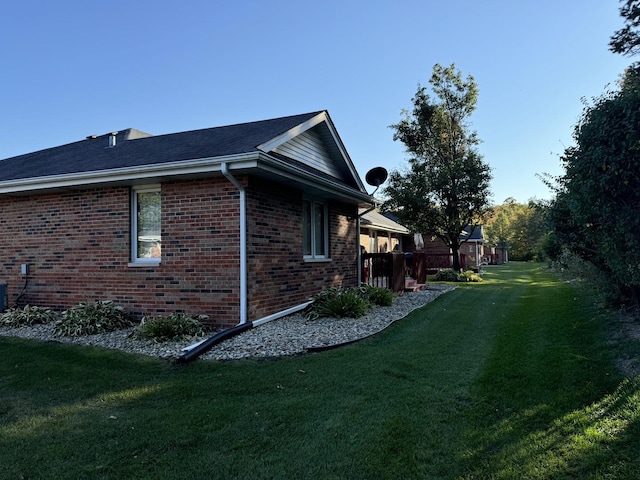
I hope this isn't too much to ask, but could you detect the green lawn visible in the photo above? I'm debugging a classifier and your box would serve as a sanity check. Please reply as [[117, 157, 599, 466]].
[[1, 263, 639, 479]]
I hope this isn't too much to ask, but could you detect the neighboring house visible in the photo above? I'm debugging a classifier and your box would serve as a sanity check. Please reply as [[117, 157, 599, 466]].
[[359, 209, 409, 253], [460, 225, 486, 268], [420, 225, 487, 270], [0, 111, 374, 328], [484, 242, 509, 265]]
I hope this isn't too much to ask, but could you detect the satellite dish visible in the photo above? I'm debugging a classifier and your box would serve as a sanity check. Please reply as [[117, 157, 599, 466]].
[[365, 167, 388, 187]]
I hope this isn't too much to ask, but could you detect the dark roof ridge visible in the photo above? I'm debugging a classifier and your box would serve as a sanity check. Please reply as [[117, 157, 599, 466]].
[[140, 110, 327, 142]]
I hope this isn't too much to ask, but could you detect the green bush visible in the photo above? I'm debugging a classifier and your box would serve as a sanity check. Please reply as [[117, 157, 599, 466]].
[[434, 269, 483, 283], [434, 269, 461, 282], [54, 300, 133, 336], [306, 287, 371, 320], [360, 284, 395, 306], [0, 305, 57, 327], [131, 313, 210, 342]]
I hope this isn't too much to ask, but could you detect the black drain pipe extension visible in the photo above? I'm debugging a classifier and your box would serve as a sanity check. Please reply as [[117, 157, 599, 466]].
[[177, 322, 253, 364]]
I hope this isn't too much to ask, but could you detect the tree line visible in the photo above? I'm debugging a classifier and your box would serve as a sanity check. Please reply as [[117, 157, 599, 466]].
[[543, 0, 640, 307]]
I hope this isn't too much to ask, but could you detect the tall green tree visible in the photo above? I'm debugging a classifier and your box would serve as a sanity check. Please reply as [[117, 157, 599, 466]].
[[549, 65, 640, 304], [383, 64, 493, 270]]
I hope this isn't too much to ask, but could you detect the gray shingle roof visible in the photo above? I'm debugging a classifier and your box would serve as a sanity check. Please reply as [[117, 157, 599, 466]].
[[462, 225, 484, 241], [0, 111, 324, 182], [359, 209, 409, 234]]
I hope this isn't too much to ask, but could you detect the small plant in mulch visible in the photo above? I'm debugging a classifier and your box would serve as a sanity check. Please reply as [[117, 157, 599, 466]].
[[359, 284, 395, 307], [54, 300, 134, 336], [0, 305, 58, 327], [130, 313, 211, 342], [305, 287, 372, 320]]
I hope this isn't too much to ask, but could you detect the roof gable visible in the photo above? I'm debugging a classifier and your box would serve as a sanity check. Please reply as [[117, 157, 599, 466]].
[[272, 129, 339, 178], [258, 111, 365, 191]]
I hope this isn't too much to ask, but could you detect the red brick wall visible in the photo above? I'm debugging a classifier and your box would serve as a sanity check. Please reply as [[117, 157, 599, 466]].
[[0, 188, 132, 311], [0, 175, 359, 327], [0, 178, 243, 326], [422, 234, 452, 255], [245, 178, 358, 320]]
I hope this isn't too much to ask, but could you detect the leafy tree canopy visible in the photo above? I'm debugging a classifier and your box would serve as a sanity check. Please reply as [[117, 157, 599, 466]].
[[549, 65, 640, 303], [485, 198, 549, 261], [383, 64, 492, 270], [610, 0, 640, 56]]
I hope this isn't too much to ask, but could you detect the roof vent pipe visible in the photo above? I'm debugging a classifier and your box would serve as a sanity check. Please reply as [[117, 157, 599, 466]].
[[109, 132, 118, 147]]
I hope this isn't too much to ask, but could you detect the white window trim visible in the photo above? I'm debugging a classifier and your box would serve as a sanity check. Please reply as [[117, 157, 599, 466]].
[[129, 185, 162, 267], [303, 198, 331, 262]]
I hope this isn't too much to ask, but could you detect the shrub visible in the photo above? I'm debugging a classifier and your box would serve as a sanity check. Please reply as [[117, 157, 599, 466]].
[[306, 287, 371, 320], [434, 269, 483, 283], [360, 284, 395, 306], [54, 300, 133, 336], [552, 250, 625, 308], [434, 269, 461, 282], [131, 313, 210, 342], [0, 305, 57, 327], [460, 270, 483, 282]]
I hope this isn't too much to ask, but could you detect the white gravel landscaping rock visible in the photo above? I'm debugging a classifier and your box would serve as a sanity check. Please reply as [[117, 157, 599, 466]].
[[0, 285, 456, 361]]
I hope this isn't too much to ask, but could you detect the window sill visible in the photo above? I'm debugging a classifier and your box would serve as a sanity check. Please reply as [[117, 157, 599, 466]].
[[303, 257, 332, 263], [128, 260, 162, 268]]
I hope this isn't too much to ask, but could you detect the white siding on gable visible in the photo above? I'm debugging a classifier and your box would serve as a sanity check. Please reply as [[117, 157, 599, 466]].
[[273, 129, 344, 180]]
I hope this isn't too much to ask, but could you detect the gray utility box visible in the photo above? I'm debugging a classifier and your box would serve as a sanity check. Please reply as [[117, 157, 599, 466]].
[[0, 281, 6, 311]]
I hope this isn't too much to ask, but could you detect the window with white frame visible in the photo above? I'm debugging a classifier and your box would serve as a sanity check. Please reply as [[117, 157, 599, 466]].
[[131, 186, 161, 263], [302, 198, 329, 260]]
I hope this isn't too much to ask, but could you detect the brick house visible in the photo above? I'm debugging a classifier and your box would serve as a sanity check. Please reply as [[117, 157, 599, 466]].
[[459, 225, 487, 267], [0, 111, 373, 328], [419, 225, 486, 270]]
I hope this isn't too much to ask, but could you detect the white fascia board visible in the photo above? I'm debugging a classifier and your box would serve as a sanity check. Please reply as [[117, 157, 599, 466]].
[[256, 111, 327, 152], [0, 153, 259, 195], [320, 114, 368, 193]]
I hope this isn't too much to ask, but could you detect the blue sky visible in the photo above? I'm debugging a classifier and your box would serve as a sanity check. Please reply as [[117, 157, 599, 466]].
[[0, 1, 632, 204]]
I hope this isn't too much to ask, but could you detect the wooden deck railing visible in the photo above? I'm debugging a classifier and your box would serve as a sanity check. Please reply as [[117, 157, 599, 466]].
[[361, 251, 467, 292], [361, 253, 406, 293]]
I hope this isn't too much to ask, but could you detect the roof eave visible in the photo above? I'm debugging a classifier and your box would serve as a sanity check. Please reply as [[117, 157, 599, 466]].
[[0, 151, 375, 207], [0, 153, 260, 195], [255, 153, 373, 205], [360, 223, 409, 234]]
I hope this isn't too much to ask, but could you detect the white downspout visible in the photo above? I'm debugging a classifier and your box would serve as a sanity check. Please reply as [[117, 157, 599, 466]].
[[252, 301, 313, 327], [221, 162, 247, 325]]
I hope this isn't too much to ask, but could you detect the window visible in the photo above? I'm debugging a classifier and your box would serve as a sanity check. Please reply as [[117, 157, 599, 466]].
[[131, 186, 161, 264], [302, 198, 329, 260]]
